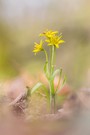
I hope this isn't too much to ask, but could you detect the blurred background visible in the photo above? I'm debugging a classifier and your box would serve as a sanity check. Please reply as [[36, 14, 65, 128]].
[[0, 0, 90, 89], [0, 1, 90, 135]]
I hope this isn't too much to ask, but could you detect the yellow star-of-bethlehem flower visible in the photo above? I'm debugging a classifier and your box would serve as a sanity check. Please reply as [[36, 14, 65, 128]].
[[40, 29, 58, 38], [33, 40, 44, 55], [45, 35, 65, 48]]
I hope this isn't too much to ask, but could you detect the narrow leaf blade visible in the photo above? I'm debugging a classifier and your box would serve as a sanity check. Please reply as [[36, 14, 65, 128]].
[[44, 61, 49, 79], [31, 82, 49, 99], [31, 82, 43, 94]]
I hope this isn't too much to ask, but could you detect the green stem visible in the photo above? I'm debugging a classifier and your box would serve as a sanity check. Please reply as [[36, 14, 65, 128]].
[[49, 45, 56, 113], [49, 83, 56, 113], [44, 50, 49, 79], [50, 46, 55, 75], [44, 49, 48, 62]]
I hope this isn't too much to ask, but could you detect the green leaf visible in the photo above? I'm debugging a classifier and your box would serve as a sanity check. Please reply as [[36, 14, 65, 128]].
[[56, 75, 67, 94], [31, 82, 43, 94], [53, 69, 62, 93], [44, 61, 49, 79], [31, 82, 49, 99], [51, 68, 62, 80]]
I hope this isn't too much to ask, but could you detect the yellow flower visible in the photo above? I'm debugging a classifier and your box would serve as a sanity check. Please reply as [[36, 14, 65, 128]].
[[40, 29, 58, 38], [45, 35, 65, 48], [33, 40, 44, 54]]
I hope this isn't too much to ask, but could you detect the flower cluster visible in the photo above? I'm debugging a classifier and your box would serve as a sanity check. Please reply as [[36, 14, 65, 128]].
[[33, 29, 64, 54], [33, 40, 43, 55]]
